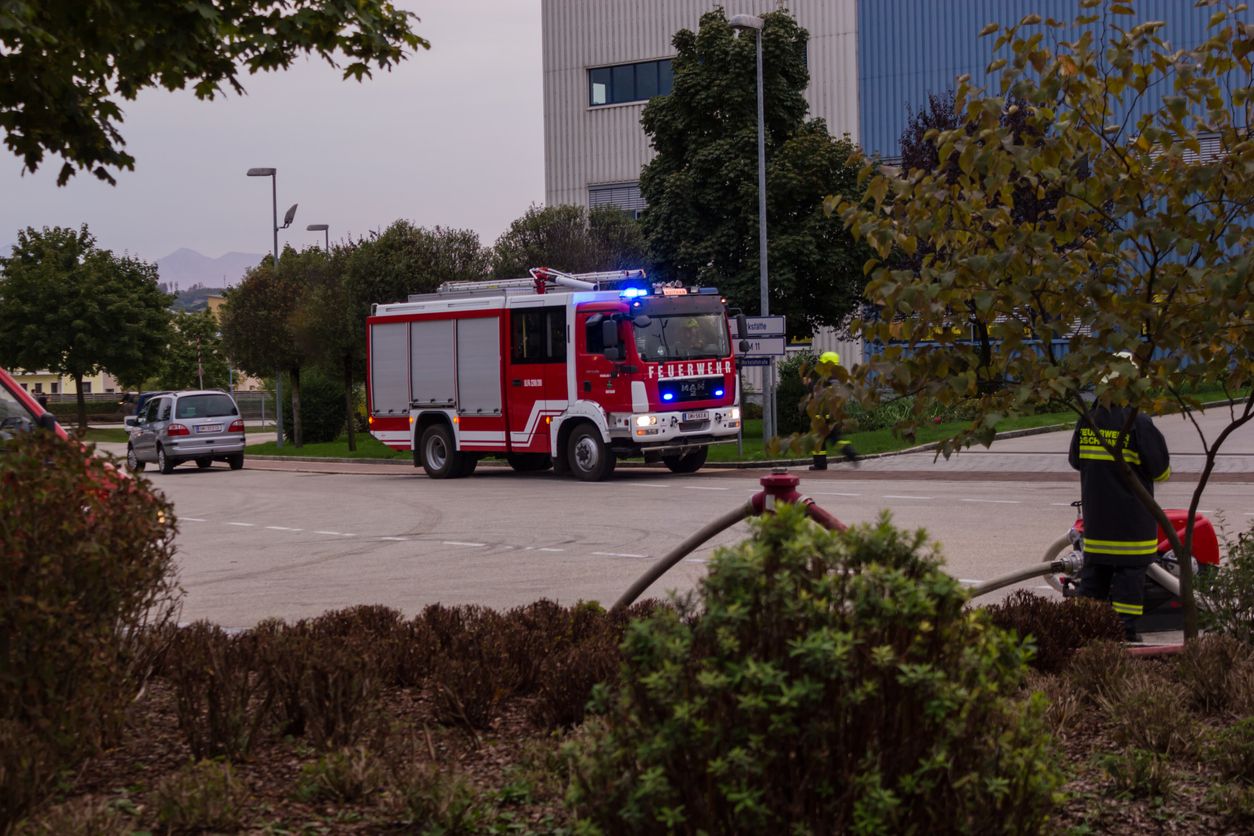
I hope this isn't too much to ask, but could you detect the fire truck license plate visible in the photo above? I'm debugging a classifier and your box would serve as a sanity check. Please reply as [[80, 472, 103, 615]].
[[682, 411, 709, 422], [197, 424, 223, 433]]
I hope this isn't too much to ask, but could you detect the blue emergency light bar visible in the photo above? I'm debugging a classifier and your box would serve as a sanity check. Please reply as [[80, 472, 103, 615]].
[[620, 286, 649, 299]]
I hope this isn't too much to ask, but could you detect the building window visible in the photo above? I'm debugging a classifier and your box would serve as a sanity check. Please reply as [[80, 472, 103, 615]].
[[589, 59, 673, 106], [589, 182, 646, 218], [33, 383, 43, 393], [50, 382, 60, 395], [81, 382, 92, 394]]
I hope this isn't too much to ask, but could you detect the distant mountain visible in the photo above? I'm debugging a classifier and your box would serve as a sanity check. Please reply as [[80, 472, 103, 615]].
[[156, 248, 262, 290]]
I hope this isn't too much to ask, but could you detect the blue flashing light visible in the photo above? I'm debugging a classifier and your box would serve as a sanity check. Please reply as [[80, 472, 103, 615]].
[[713, 388, 725, 397], [661, 391, 675, 402], [620, 286, 649, 299]]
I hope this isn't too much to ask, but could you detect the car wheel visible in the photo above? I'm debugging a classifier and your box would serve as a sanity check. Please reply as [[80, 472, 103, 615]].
[[567, 424, 615, 482], [663, 446, 708, 474], [157, 445, 175, 474], [126, 445, 145, 472], [420, 424, 469, 479], [227, 453, 244, 471], [196, 457, 212, 470]]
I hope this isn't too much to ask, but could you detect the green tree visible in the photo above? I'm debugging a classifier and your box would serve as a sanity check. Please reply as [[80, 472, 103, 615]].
[[219, 246, 328, 446], [1, 0, 427, 184], [153, 309, 230, 390], [639, 9, 869, 336], [834, 3, 1253, 637], [290, 222, 489, 451], [491, 204, 648, 279], [0, 225, 171, 430]]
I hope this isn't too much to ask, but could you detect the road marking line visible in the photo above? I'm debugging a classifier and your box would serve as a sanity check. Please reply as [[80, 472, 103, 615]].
[[594, 551, 648, 558], [958, 579, 982, 585], [226, 522, 255, 527], [684, 486, 730, 491], [266, 526, 302, 532], [626, 482, 670, 488], [443, 541, 485, 547], [961, 499, 1021, 504], [380, 536, 407, 542], [684, 558, 707, 564], [538, 547, 565, 552], [314, 530, 344, 536], [182, 517, 207, 522], [1035, 585, 1055, 590], [1050, 503, 1074, 507], [812, 491, 862, 497], [883, 495, 933, 500]]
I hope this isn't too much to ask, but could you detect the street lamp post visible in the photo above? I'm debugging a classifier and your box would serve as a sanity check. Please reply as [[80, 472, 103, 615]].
[[307, 223, 330, 251], [729, 14, 774, 444], [246, 167, 298, 448]]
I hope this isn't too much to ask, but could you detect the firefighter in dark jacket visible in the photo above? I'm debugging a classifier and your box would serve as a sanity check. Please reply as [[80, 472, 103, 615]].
[[1068, 402, 1171, 642], [806, 351, 857, 471]]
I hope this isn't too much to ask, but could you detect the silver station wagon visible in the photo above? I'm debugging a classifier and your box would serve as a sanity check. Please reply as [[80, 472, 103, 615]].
[[126, 390, 245, 473]]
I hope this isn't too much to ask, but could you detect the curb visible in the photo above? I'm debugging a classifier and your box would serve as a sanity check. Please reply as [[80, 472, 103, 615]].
[[246, 422, 1075, 468]]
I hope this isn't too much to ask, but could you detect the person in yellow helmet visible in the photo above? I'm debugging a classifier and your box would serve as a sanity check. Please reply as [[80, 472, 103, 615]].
[[807, 351, 857, 470]]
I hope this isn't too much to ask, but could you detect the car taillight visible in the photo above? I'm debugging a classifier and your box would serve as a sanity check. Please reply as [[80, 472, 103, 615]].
[[166, 423, 190, 436], [228, 419, 245, 433]]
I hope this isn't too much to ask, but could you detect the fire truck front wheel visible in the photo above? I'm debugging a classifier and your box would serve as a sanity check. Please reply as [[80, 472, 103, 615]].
[[663, 446, 709, 474], [420, 424, 472, 479], [567, 424, 616, 482]]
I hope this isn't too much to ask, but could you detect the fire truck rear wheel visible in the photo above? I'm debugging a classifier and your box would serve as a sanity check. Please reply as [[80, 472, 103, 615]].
[[567, 424, 615, 482], [420, 424, 469, 479], [663, 446, 708, 474]]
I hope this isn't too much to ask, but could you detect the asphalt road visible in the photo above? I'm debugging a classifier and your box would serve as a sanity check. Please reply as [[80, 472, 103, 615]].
[[97, 408, 1253, 628]]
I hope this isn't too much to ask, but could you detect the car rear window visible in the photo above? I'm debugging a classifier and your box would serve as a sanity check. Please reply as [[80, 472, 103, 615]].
[[175, 394, 238, 419]]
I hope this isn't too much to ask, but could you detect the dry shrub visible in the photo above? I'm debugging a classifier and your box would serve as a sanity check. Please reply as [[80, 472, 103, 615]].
[[308, 605, 408, 685], [12, 797, 134, 835], [530, 629, 622, 730], [428, 608, 512, 730], [1208, 782, 1254, 827], [1098, 667, 1195, 756], [1024, 671, 1083, 740], [388, 762, 484, 833], [983, 591, 1125, 673], [0, 433, 179, 828], [1174, 634, 1254, 714], [153, 760, 246, 833], [167, 622, 271, 759], [1208, 717, 1254, 784], [1098, 748, 1173, 800], [1064, 640, 1135, 703], [295, 746, 386, 804], [251, 618, 384, 749]]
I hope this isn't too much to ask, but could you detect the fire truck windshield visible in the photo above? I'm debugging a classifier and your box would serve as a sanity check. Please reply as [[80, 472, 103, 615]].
[[634, 313, 729, 361]]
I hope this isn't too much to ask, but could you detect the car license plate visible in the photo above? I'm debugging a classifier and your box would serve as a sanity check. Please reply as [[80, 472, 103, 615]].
[[682, 411, 709, 422], [197, 424, 223, 433]]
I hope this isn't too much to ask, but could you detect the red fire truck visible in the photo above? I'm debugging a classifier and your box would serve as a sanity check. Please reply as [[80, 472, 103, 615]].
[[366, 268, 746, 481]]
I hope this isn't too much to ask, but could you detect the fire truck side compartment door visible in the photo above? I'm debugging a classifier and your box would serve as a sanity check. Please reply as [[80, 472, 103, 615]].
[[370, 322, 409, 415], [410, 320, 455, 406], [456, 317, 502, 415]]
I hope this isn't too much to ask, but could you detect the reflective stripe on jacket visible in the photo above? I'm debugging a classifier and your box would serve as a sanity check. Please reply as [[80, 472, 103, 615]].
[[1068, 406, 1170, 562]]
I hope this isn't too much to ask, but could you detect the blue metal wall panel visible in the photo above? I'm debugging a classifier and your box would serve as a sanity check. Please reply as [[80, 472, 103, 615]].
[[857, 0, 1245, 159]]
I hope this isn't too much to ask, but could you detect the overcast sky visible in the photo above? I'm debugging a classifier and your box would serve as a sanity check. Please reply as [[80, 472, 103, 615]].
[[0, 1, 544, 263]]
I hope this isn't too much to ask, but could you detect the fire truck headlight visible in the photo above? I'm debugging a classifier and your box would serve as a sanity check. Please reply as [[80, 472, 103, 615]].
[[730, 407, 741, 421], [635, 415, 657, 427]]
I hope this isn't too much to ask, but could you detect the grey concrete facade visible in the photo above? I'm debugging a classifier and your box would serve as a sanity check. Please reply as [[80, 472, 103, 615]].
[[541, 0, 858, 210]]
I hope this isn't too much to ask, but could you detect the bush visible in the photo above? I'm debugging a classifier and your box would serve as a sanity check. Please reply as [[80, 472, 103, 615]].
[[167, 622, 270, 759], [1098, 748, 1173, 800], [984, 591, 1125, 673], [775, 352, 815, 435], [389, 763, 484, 833], [567, 506, 1062, 834], [296, 746, 385, 804], [1174, 634, 1253, 714], [152, 760, 245, 833], [1209, 717, 1254, 784], [0, 432, 179, 828], [281, 368, 347, 445], [1064, 641, 1135, 703], [13, 797, 135, 835], [1097, 669, 1195, 757], [1200, 524, 1254, 644]]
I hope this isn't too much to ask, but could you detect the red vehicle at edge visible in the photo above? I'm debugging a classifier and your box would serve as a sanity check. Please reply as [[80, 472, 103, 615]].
[[0, 367, 68, 441]]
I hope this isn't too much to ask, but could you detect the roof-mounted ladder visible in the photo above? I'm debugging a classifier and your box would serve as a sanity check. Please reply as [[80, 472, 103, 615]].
[[425, 267, 649, 300]]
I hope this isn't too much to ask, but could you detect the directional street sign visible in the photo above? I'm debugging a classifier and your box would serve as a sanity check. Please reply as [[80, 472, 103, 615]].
[[741, 336, 787, 357], [743, 315, 785, 338], [738, 356, 774, 367]]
